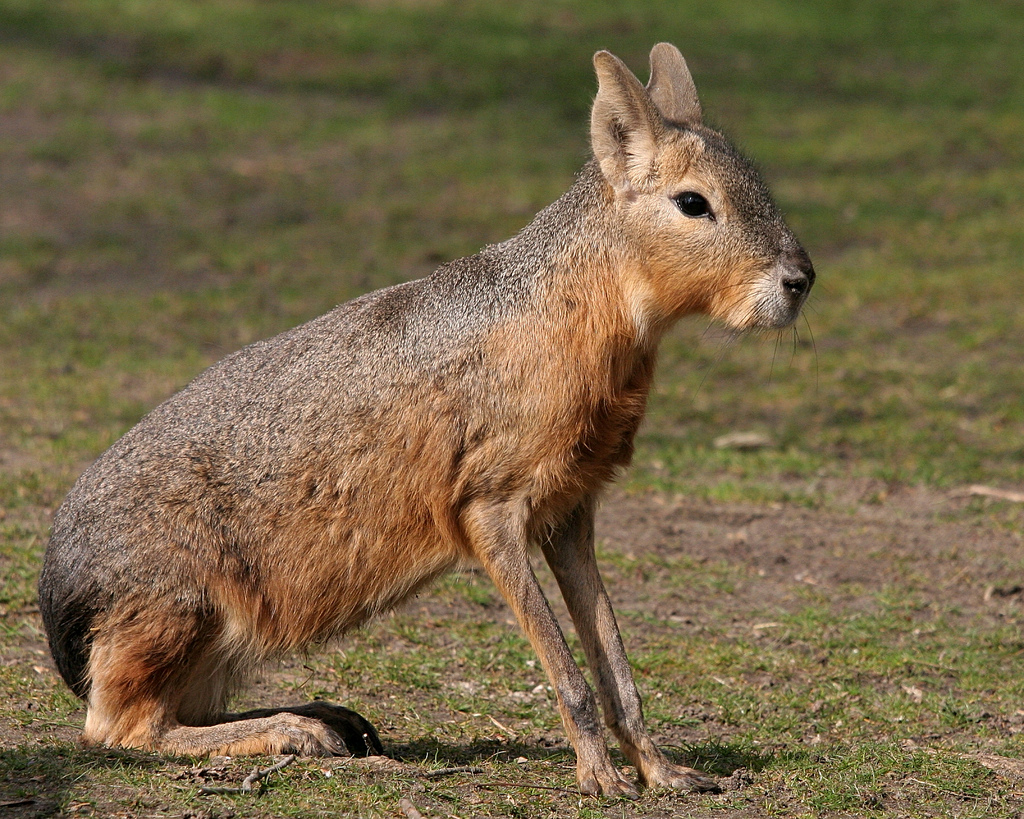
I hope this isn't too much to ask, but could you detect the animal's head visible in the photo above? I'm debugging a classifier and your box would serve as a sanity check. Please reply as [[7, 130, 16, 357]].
[[591, 43, 814, 332]]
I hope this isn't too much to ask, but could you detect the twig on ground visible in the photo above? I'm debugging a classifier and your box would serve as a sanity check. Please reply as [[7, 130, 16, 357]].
[[477, 780, 578, 793], [399, 797, 426, 819], [488, 715, 518, 738], [906, 777, 983, 801], [422, 765, 484, 779], [901, 656, 958, 673], [199, 754, 297, 795], [955, 485, 1024, 503]]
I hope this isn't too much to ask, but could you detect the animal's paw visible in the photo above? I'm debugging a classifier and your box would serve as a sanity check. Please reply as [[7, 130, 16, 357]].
[[639, 760, 721, 793], [231, 702, 383, 757], [288, 702, 384, 757], [577, 758, 639, 798], [272, 713, 353, 757]]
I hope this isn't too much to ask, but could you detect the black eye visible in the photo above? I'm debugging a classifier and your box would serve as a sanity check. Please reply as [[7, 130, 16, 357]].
[[673, 191, 713, 220]]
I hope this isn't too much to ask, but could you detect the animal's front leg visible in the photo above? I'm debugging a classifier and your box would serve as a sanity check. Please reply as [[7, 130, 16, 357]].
[[463, 501, 636, 797], [541, 500, 720, 793]]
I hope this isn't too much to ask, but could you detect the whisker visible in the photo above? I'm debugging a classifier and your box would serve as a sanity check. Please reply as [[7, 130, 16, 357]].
[[768, 329, 782, 384], [802, 312, 820, 394], [691, 327, 737, 402]]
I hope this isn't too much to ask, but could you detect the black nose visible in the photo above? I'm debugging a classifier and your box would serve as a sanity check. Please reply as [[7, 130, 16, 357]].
[[782, 270, 812, 298], [782, 252, 815, 299]]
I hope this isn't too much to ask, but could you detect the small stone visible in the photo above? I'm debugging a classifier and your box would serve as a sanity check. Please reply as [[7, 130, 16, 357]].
[[713, 431, 775, 451]]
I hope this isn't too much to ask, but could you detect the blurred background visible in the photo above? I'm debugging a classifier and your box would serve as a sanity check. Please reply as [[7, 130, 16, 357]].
[[1, 0, 1022, 516]]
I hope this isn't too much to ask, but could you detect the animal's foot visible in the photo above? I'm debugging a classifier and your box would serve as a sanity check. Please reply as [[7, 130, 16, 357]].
[[267, 712, 353, 756], [230, 702, 383, 757], [287, 702, 383, 757], [577, 758, 639, 798], [159, 712, 353, 758], [639, 759, 721, 793]]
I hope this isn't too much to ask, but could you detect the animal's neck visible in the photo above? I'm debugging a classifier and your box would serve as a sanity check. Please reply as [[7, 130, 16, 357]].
[[475, 165, 663, 470], [515, 161, 662, 388]]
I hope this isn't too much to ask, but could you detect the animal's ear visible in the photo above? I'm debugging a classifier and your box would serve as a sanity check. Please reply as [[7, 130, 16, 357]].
[[591, 50, 665, 194], [646, 42, 702, 126]]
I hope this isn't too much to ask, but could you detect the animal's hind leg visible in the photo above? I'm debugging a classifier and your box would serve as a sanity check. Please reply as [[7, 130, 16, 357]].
[[83, 607, 365, 757], [180, 644, 383, 755], [159, 712, 354, 757], [82, 605, 209, 751]]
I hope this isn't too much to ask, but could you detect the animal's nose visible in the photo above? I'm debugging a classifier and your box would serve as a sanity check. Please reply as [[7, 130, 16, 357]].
[[781, 252, 815, 299], [782, 270, 812, 298]]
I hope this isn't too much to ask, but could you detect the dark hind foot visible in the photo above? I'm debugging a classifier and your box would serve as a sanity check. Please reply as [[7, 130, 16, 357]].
[[230, 702, 384, 757]]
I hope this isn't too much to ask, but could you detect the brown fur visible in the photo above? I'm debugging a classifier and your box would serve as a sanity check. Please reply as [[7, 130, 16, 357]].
[[39, 44, 813, 796]]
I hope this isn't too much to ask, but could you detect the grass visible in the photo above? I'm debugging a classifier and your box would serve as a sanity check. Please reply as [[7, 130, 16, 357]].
[[1, 0, 1024, 816]]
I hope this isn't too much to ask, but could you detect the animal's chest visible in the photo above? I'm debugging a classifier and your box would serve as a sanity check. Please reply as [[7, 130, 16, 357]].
[[576, 386, 649, 473], [524, 371, 652, 513]]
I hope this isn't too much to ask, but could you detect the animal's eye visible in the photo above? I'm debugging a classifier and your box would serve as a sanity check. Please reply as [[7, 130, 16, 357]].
[[673, 191, 714, 220]]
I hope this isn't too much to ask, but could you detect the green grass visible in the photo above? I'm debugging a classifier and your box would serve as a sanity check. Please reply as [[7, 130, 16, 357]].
[[2, 0, 1024, 816]]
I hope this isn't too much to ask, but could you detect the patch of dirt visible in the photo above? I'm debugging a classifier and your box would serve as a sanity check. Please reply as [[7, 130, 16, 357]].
[[595, 481, 1023, 623]]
